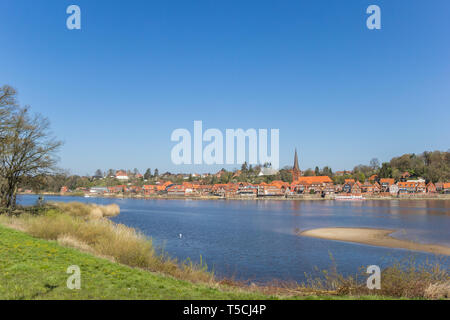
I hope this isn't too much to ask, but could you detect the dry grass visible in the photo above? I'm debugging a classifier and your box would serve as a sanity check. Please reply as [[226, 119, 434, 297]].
[[376, 258, 449, 298], [424, 281, 450, 299], [57, 234, 95, 254], [296, 255, 449, 299], [49, 202, 120, 219]]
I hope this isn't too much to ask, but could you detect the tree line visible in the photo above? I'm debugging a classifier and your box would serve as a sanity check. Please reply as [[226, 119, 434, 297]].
[[19, 149, 450, 194]]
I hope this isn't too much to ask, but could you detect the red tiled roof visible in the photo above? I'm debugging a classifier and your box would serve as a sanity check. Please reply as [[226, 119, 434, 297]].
[[380, 178, 395, 185], [295, 176, 333, 184]]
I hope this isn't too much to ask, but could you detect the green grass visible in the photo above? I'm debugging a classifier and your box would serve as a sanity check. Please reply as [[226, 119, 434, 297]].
[[0, 224, 405, 300]]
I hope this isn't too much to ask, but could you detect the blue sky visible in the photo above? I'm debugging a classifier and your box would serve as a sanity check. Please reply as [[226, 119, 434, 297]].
[[1, 0, 449, 175]]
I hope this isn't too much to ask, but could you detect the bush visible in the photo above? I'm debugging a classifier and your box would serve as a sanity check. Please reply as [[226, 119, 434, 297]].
[[302, 255, 449, 299]]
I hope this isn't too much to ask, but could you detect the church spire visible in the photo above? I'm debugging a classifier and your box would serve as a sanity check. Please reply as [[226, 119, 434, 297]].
[[293, 149, 300, 171], [292, 149, 301, 182]]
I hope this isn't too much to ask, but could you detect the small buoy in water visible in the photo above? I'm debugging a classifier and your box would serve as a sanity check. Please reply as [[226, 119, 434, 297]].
[[179, 233, 182, 239]]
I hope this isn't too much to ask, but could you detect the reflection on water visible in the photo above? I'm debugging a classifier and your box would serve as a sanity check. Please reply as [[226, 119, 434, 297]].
[[18, 195, 450, 283]]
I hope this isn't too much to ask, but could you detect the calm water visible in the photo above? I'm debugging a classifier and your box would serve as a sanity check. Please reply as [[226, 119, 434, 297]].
[[18, 195, 450, 283]]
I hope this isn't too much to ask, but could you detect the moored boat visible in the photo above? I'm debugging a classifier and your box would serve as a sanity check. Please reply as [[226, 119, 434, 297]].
[[335, 194, 365, 201]]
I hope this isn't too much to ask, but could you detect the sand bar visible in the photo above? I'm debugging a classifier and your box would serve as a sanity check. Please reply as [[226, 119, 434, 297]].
[[299, 227, 450, 256]]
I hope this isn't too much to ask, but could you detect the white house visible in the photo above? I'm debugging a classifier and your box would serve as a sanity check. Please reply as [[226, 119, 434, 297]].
[[389, 184, 399, 195], [115, 170, 129, 180]]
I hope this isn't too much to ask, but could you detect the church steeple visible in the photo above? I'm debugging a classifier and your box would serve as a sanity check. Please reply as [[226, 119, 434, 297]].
[[293, 149, 300, 171], [291, 149, 301, 182]]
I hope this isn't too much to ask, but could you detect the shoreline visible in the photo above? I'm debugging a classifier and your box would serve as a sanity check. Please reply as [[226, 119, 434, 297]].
[[299, 227, 450, 256], [19, 192, 450, 202]]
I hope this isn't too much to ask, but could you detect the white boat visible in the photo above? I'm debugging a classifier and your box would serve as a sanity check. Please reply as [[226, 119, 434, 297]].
[[335, 195, 365, 201]]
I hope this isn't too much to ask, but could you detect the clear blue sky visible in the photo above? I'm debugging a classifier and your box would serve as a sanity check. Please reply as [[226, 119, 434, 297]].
[[1, 0, 449, 175]]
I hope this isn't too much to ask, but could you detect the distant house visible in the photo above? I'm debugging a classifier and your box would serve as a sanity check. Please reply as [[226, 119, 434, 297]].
[[196, 185, 213, 195], [258, 167, 279, 176], [60, 186, 69, 193], [426, 182, 436, 193], [400, 172, 411, 182], [413, 179, 426, 193], [258, 183, 285, 196], [351, 181, 362, 194], [181, 182, 194, 194], [406, 179, 426, 193], [361, 182, 374, 194], [379, 178, 395, 192], [155, 181, 173, 192], [90, 187, 108, 194], [373, 182, 381, 194], [237, 183, 258, 197], [389, 184, 399, 195], [142, 185, 157, 195], [108, 185, 126, 193], [116, 170, 129, 180], [291, 176, 333, 194], [397, 180, 426, 194], [342, 183, 352, 193], [212, 183, 238, 197], [342, 179, 355, 193], [443, 183, 450, 194], [128, 186, 141, 193], [167, 184, 189, 196], [368, 175, 378, 183]]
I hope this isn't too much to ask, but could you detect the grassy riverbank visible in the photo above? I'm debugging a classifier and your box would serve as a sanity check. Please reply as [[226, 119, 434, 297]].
[[0, 202, 448, 300], [0, 224, 395, 300]]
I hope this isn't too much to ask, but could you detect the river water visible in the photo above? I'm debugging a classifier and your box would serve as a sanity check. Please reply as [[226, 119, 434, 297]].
[[18, 195, 450, 283]]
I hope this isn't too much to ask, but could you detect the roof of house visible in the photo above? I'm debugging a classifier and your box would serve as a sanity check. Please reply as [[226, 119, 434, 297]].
[[379, 178, 395, 185], [116, 170, 128, 176], [294, 176, 333, 184]]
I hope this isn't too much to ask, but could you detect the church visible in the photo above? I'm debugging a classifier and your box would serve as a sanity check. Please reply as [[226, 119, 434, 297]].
[[290, 149, 333, 187]]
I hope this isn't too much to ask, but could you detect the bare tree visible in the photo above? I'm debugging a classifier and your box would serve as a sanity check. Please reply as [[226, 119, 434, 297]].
[[0, 85, 17, 109], [370, 158, 380, 171], [0, 106, 62, 209], [0, 85, 17, 137]]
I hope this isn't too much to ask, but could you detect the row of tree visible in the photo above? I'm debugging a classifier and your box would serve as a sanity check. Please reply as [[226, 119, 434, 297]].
[[23, 149, 450, 193], [93, 168, 160, 180], [0, 85, 61, 209]]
